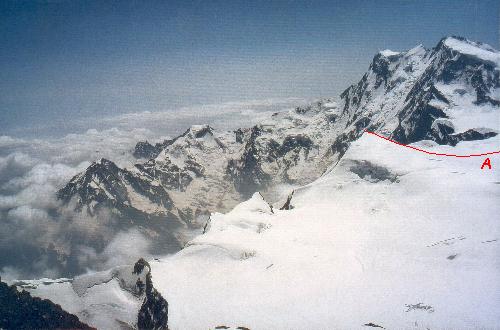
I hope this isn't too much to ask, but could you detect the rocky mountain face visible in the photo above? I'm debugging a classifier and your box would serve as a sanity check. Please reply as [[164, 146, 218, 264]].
[[334, 36, 498, 155], [0, 278, 94, 330], [58, 35, 499, 259], [136, 258, 169, 330], [12, 258, 169, 329]]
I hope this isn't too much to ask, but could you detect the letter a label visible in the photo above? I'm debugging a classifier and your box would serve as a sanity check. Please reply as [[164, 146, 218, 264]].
[[481, 158, 492, 170]]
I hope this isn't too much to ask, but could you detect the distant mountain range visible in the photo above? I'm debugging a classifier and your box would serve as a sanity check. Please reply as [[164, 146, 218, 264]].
[[58, 36, 499, 252]]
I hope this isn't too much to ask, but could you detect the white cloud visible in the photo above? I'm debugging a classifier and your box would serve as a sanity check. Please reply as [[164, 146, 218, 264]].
[[7, 205, 50, 223], [100, 229, 152, 270], [0, 266, 22, 282]]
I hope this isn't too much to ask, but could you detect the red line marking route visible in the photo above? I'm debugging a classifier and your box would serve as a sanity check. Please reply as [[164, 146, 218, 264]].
[[364, 130, 500, 158]]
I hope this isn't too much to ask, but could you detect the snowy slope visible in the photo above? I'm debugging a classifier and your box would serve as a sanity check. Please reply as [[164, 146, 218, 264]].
[[13, 259, 166, 330], [151, 132, 499, 330]]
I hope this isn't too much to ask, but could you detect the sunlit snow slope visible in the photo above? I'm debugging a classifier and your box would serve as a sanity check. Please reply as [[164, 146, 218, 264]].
[[152, 132, 499, 330]]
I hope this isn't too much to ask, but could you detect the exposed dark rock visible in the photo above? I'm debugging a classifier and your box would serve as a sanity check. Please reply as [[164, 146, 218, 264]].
[[136, 260, 169, 330], [354, 117, 371, 131], [330, 128, 363, 159], [364, 322, 385, 328], [340, 72, 369, 116], [133, 129, 193, 160], [370, 51, 401, 89], [134, 258, 149, 275], [349, 160, 399, 183], [428, 119, 455, 144], [279, 190, 295, 210], [449, 128, 498, 146], [135, 158, 198, 191], [278, 135, 313, 158], [391, 90, 450, 144], [405, 303, 435, 313], [227, 125, 271, 196], [134, 141, 162, 159], [235, 128, 245, 143], [326, 113, 338, 123], [58, 158, 174, 216], [258, 192, 274, 214], [202, 216, 212, 234], [295, 106, 310, 114], [0, 278, 94, 330], [136, 278, 146, 296], [193, 125, 214, 138]]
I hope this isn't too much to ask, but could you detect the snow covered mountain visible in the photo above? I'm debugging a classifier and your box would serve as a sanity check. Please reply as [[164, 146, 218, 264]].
[[0, 279, 94, 329], [11, 258, 168, 329], [21, 36, 500, 329]]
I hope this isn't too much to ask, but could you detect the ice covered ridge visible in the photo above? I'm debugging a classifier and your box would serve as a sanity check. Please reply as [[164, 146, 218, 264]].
[[379, 49, 400, 57], [443, 36, 500, 66]]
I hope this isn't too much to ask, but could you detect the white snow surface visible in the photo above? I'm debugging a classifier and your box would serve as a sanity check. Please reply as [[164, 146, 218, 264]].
[[444, 37, 500, 66], [150, 133, 500, 330], [14, 264, 148, 329], [379, 49, 401, 57]]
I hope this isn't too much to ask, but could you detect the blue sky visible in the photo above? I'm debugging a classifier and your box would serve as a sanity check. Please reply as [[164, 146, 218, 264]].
[[1, 0, 498, 136]]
